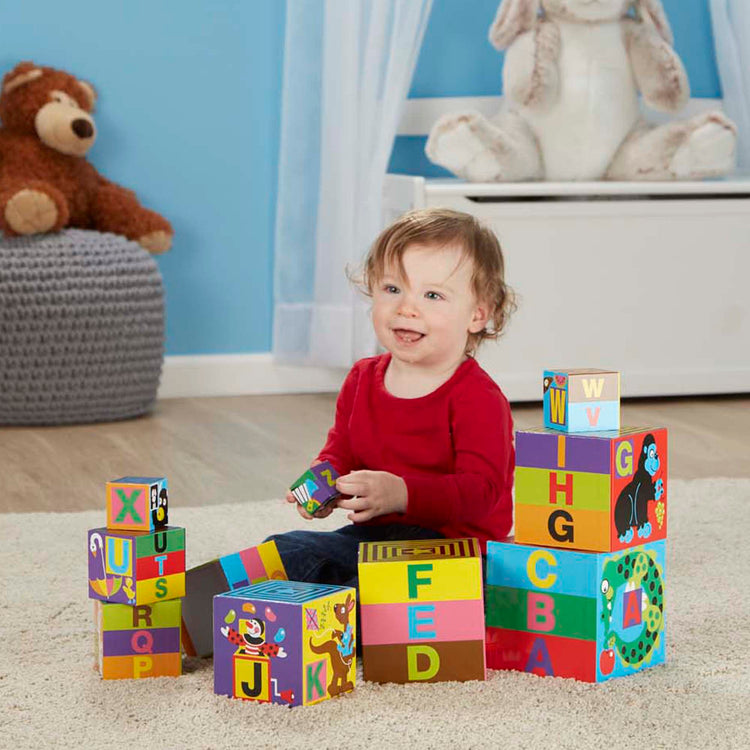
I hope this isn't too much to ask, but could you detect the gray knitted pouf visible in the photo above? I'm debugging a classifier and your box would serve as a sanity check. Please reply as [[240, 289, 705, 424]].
[[0, 229, 164, 425]]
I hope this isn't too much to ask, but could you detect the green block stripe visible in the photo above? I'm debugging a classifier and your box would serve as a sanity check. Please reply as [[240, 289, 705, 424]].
[[135, 527, 185, 558], [515, 467, 611, 511], [100, 598, 182, 631], [485, 585, 597, 641]]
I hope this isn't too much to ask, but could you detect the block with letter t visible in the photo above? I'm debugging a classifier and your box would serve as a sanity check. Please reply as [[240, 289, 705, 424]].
[[106, 476, 169, 532], [358, 538, 486, 684], [515, 427, 668, 552], [213, 580, 356, 707], [87, 526, 185, 605], [543, 369, 620, 432], [485, 539, 666, 682]]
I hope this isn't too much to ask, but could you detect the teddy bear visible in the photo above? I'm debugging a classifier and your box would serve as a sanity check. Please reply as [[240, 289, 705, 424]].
[[426, 0, 737, 182], [0, 61, 172, 252]]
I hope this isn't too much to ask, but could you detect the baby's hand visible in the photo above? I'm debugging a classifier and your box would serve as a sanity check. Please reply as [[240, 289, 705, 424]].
[[336, 471, 407, 523]]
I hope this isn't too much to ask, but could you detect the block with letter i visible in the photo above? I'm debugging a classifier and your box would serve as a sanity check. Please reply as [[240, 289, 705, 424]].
[[106, 476, 169, 531], [515, 427, 668, 552], [213, 580, 356, 707], [358, 538, 486, 684], [485, 539, 666, 682], [94, 599, 182, 679], [544, 369, 620, 432]]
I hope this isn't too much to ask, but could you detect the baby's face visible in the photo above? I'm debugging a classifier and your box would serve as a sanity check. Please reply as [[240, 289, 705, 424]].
[[371, 243, 488, 373]]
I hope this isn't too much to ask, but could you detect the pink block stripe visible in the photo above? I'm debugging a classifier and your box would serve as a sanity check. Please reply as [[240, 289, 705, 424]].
[[239, 546, 265, 582], [361, 598, 485, 646]]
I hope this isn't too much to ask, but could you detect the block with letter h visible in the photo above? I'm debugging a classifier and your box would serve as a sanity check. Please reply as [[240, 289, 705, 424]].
[[106, 476, 169, 532], [87, 526, 185, 605], [544, 369, 620, 432], [358, 538, 486, 684], [515, 427, 668, 552], [213, 580, 356, 707], [94, 599, 182, 679], [485, 539, 666, 682], [181, 540, 288, 658]]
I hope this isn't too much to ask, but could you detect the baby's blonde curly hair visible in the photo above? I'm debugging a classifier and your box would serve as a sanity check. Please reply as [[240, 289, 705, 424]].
[[352, 207, 517, 355]]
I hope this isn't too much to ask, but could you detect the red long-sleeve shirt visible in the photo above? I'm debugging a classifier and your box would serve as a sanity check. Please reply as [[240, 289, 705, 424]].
[[317, 353, 514, 551]]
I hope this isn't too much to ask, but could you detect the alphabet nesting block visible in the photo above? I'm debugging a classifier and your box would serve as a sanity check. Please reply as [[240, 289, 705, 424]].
[[485, 539, 666, 682], [87, 526, 185, 605], [515, 427, 667, 552], [94, 599, 182, 679], [182, 540, 287, 658], [213, 580, 356, 707], [106, 476, 168, 532], [543, 369, 620, 432], [290, 460, 341, 516], [358, 538, 486, 684]]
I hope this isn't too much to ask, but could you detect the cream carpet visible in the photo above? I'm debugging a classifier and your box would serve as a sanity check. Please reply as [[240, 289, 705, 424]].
[[1, 479, 748, 750]]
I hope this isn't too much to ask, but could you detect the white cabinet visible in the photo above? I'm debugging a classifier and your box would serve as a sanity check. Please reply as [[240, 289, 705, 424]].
[[384, 175, 750, 400]]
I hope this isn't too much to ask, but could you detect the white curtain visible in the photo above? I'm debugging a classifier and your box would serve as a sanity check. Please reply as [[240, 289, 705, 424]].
[[710, 0, 750, 170], [273, 0, 433, 367]]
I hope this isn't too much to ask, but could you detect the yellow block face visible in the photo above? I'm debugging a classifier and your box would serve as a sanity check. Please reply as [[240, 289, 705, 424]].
[[257, 540, 287, 581], [234, 653, 271, 701], [100, 598, 181, 630], [515, 466, 611, 511], [302, 591, 357, 705], [100, 653, 181, 680], [135, 572, 186, 603], [358, 557, 483, 605], [514, 503, 610, 552]]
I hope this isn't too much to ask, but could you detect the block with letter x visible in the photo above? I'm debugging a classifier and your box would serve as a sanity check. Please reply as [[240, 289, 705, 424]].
[[106, 476, 169, 532]]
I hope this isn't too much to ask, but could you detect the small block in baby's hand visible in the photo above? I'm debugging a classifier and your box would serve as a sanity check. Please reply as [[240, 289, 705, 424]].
[[289, 460, 341, 515]]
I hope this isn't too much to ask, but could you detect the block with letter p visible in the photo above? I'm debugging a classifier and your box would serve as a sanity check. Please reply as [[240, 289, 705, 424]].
[[358, 538, 486, 684], [485, 539, 666, 682], [543, 369, 620, 433], [106, 476, 169, 532]]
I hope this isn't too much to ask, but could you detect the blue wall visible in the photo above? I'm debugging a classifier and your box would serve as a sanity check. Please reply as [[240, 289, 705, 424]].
[[0, 1, 719, 357]]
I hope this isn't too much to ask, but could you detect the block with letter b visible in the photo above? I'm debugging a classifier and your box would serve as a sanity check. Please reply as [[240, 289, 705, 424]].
[[485, 539, 666, 682], [213, 580, 356, 707], [515, 427, 668, 552], [543, 369, 620, 433], [87, 526, 185, 605], [358, 538, 486, 684], [94, 599, 182, 679], [106, 476, 169, 532]]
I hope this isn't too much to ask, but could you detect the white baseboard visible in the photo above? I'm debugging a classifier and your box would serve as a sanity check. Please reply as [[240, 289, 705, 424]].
[[158, 353, 348, 399]]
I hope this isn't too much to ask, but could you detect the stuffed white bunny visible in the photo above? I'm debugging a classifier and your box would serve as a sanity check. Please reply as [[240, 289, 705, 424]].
[[426, 0, 737, 181]]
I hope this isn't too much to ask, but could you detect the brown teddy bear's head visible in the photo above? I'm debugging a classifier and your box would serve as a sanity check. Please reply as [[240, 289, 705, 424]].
[[0, 61, 97, 157]]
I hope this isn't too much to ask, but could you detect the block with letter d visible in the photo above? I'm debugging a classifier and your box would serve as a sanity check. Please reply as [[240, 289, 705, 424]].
[[358, 538, 486, 684], [87, 526, 185, 605], [213, 580, 356, 707], [106, 476, 169, 532], [543, 369, 620, 432], [94, 599, 182, 679], [485, 539, 666, 682], [515, 427, 668, 552]]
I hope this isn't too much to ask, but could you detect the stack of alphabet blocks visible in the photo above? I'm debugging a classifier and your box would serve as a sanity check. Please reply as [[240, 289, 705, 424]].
[[88, 477, 185, 679], [486, 369, 668, 682]]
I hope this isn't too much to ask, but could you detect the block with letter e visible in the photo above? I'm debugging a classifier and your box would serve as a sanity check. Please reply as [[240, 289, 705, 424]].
[[213, 580, 356, 707], [485, 539, 666, 682], [358, 538, 486, 684], [94, 599, 182, 679], [87, 526, 185, 605], [106, 476, 169, 532], [543, 369, 620, 433], [515, 427, 668, 552]]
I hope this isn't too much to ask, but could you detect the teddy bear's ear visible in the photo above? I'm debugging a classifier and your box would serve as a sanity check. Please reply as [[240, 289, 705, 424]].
[[76, 80, 97, 112], [489, 0, 540, 51], [2, 61, 43, 96], [635, 0, 673, 45]]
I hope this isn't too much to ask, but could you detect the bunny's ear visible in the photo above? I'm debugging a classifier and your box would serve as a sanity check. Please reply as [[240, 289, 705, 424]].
[[489, 0, 540, 51], [636, 0, 673, 45]]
